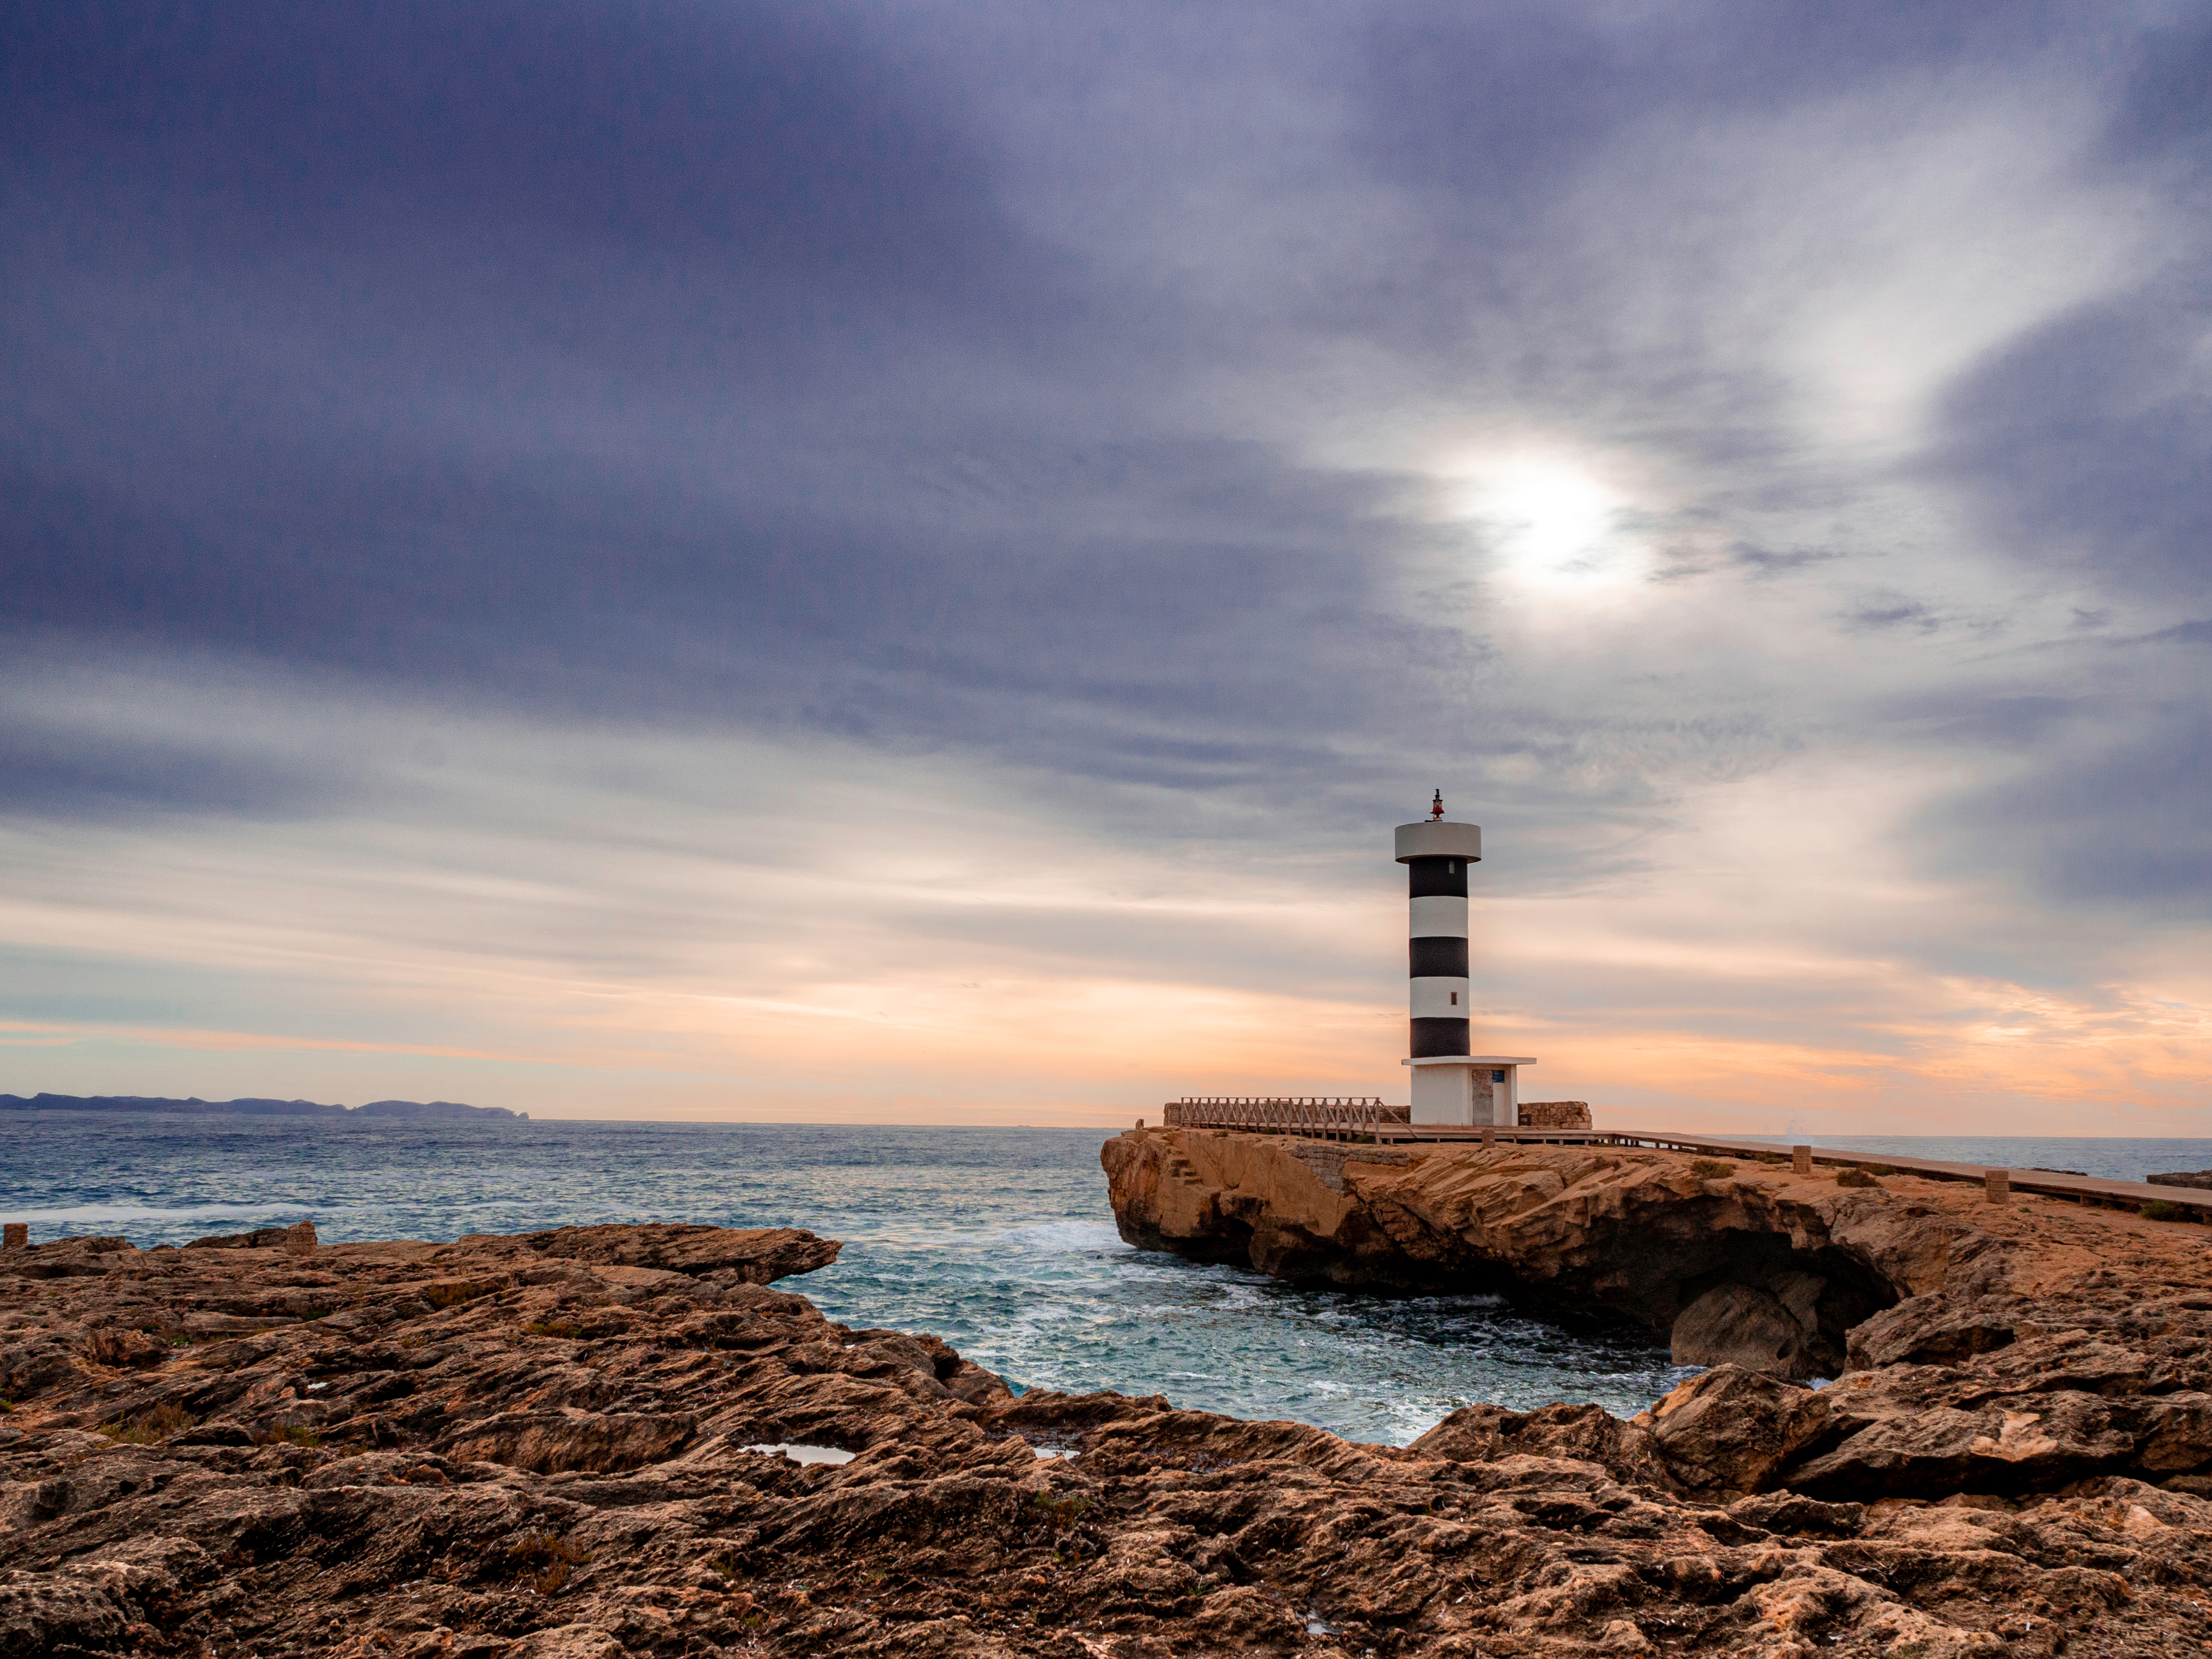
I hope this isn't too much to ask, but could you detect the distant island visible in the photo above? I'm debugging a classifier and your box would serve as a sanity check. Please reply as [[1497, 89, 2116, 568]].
[[0, 1093, 526, 1121]]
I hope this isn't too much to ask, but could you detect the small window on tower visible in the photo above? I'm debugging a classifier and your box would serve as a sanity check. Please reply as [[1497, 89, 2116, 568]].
[[1492, 1070, 1506, 1083], [1449, 992, 1458, 1005]]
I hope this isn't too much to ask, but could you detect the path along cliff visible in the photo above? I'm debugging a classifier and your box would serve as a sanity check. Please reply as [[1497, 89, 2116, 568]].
[[4, 1192, 2212, 1657]]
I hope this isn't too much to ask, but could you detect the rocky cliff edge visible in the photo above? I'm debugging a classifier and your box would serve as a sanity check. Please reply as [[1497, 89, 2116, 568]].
[[1104, 1129, 2212, 1504]]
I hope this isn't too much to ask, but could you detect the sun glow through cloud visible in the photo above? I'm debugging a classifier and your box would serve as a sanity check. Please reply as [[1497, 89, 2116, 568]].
[[1455, 459, 1649, 596]]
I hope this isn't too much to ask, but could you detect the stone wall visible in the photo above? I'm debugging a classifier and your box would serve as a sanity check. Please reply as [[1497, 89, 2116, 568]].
[[1518, 1099, 1593, 1129]]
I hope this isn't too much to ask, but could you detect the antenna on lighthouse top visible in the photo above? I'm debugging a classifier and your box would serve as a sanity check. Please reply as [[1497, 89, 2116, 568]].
[[1430, 789, 1445, 821]]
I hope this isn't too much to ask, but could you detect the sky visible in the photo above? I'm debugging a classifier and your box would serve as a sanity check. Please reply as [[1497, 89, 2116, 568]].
[[3, 1, 2209, 1134]]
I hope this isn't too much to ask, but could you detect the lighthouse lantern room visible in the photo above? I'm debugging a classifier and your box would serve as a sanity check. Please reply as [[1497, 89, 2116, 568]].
[[1397, 792, 1535, 1126]]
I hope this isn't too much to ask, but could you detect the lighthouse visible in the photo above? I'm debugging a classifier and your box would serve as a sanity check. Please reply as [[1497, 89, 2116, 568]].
[[1398, 792, 1535, 1126]]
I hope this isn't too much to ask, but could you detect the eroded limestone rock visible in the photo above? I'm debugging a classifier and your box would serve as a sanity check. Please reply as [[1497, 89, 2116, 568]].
[[1104, 1130, 1931, 1381], [1107, 1129, 2212, 1510], [7, 1214, 2212, 1655], [1670, 1283, 1811, 1375], [1644, 1364, 1829, 1492], [514, 1222, 842, 1281], [1408, 1398, 1671, 1488]]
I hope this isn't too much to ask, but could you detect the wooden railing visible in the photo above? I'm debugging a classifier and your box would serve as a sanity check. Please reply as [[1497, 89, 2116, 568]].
[[1163, 1097, 1409, 1135]]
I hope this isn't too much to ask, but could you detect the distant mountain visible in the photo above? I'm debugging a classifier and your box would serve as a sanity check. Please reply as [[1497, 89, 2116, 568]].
[[354, 1099, 525, 1121], [0, 1093, 526, 1121]]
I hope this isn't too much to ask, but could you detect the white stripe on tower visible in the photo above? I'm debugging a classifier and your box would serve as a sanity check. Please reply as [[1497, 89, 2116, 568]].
[[1407, 895, 1467, 939], [1408, 977, 1466, 1019]]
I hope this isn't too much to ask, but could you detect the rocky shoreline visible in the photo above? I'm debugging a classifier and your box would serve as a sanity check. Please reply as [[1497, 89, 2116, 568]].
[[5, 1178, 2212, 1656], [1103, 1131, 2212, 1488]]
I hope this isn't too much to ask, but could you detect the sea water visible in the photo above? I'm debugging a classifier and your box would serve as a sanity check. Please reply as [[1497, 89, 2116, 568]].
[[4, 1115, 2205, 1447]]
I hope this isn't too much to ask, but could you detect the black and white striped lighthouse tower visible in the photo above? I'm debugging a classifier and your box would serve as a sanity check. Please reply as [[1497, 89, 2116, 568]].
[[1397, 791, 1536, 1126]]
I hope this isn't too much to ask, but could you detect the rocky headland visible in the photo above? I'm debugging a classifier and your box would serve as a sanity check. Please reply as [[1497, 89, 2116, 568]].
[[5, 1158, 2212, 1657], [0, 1096, 524, 1122]]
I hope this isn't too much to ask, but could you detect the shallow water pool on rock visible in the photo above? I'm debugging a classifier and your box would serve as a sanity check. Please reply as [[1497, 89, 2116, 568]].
[[741, 1443, 856, 1465]]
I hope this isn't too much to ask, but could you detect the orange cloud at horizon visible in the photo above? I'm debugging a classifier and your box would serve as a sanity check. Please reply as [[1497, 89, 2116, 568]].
[[9, 947, 2206, 1135], [1, 707, 2205, 1136]]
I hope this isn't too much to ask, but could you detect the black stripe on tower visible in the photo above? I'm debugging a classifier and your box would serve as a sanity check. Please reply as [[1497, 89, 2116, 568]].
[[1410, 1017, 1471, 1057], [1409, 936, 1469, 977], [1406, 856, 1469, 898]]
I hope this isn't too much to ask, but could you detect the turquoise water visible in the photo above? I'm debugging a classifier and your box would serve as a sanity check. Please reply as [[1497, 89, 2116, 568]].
[[6, 1116, 2205, 1446], [0, 1114, 1691, 1444]]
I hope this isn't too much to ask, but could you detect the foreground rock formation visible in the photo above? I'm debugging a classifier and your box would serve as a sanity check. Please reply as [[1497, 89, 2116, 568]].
[[8, 1208, 2212, 1656]]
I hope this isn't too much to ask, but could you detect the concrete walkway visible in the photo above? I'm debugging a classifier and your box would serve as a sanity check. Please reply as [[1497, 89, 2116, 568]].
[[1352, 1123, 2212, 1218]]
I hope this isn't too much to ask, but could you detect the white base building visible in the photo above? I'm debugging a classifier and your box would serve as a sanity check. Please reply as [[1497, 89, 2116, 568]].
[[1405, 1054, 1539, 1126]]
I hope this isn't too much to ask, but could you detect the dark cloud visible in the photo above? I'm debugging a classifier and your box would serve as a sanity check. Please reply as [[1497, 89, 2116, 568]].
[[2100, 12, 2212, 177], [1927, 12, 2212, 612], [1935, 281, 2212, 605], [3, 0, 1020, 299], [1844, 596, 1942, 634], [3, 0, 1492, 800], [1730, 543, 1847, 577], [1881, 693, 2083, 750], [1931, 707, 2212, 913], [2134, 620, 2212, 648], [0, 718, 345, 822], [0, 415, 1440, 753], [3, 0, 2204, 951], [1359, 0, 2078, 203]]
